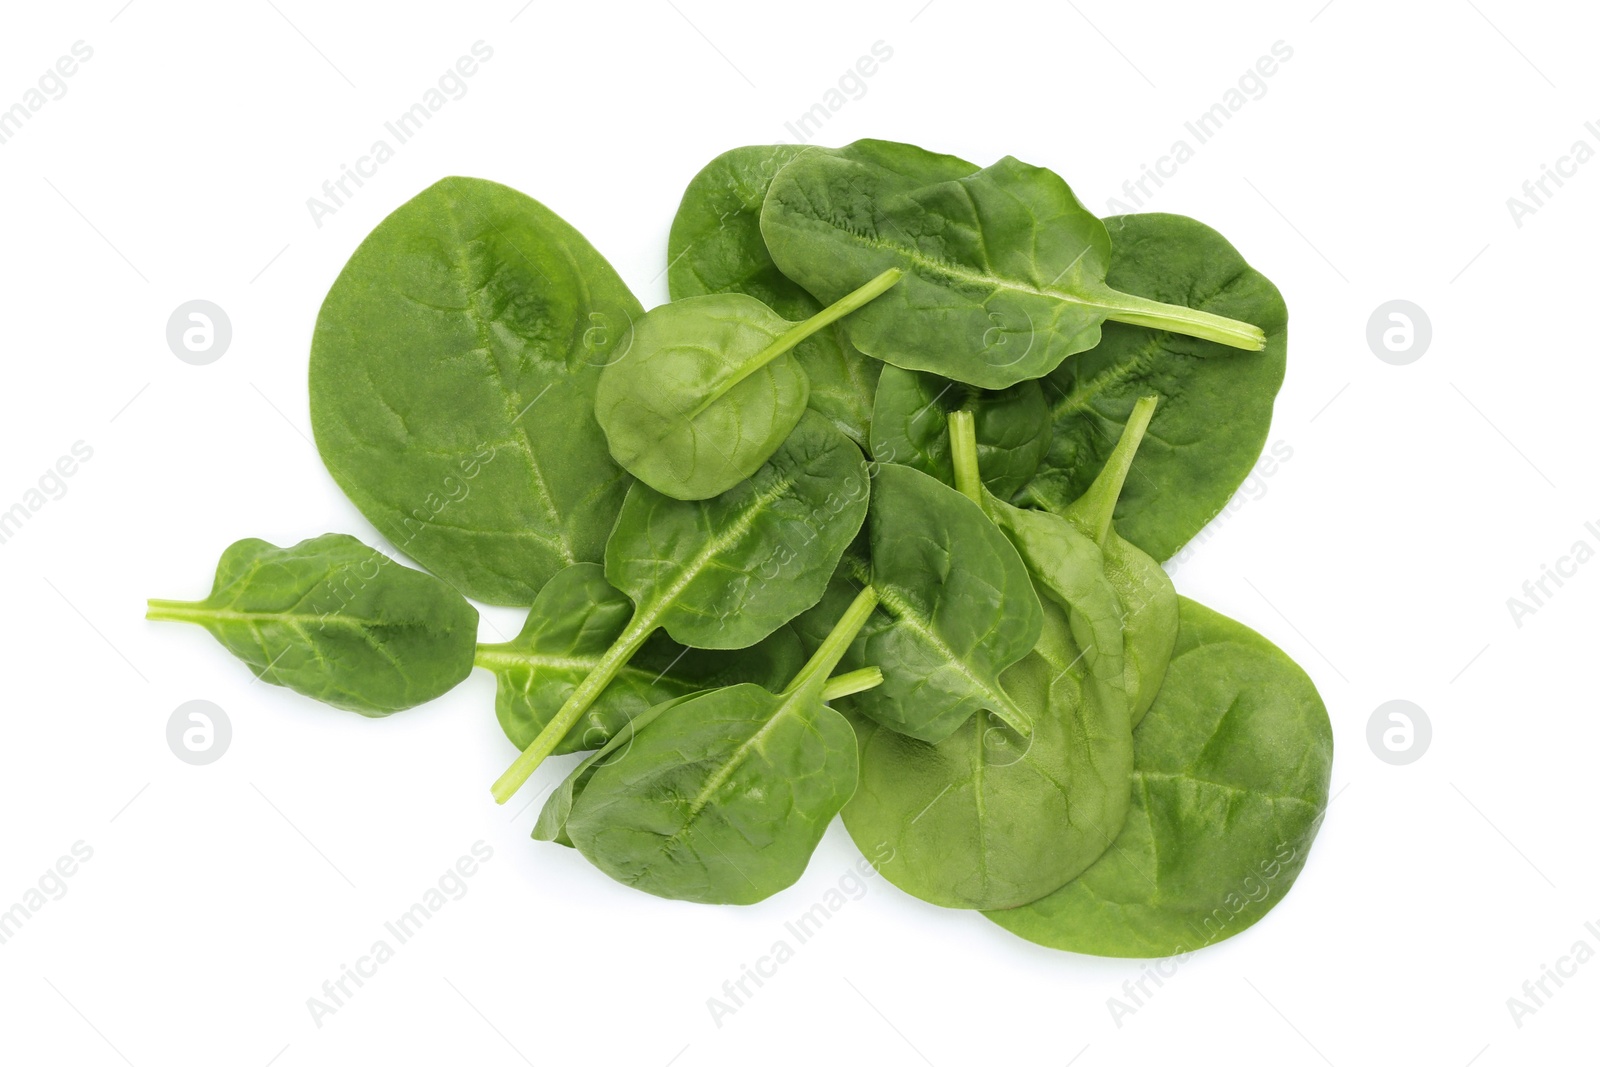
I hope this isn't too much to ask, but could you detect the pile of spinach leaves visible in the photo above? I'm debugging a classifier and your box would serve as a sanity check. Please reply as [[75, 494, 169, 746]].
[[148, 142, 1330, 958]]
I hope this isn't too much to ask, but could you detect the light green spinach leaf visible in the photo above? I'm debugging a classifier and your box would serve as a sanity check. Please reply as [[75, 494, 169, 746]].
[[595, 268, 900, 500], [668, 144, 881, 447]]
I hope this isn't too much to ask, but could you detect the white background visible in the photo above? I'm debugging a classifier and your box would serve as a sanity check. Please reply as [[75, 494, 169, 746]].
[[1, 1, 1595, 1064]]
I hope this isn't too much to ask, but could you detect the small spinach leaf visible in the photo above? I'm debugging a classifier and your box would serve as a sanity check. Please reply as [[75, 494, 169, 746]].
[[476, 562, 805, 754], [1020, 212, 1288, 562], [668, 144, 882, 447], [595, 268, 901, 500], [561, 588, 882, 904], [491, 411, 869, 802], [870, 365, 1052, 500], [310, 177, 640, 605], [985, 597, 1333, 957], [803, 463, 1044, 742], [146, 534, 478, 715], [761, 141, 1265, 389]]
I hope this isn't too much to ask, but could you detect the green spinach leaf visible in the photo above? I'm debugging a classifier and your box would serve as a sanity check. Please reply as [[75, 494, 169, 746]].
[[985, 597, 1332, 956], [803, 462, 1044, 742], [761, 140, 1265, 389], [560, 587, 882, 904], [668, 144, 882, 448], [147, 534, 478, 715], [595, 268, 901, 500], [870, 365, 1052, 500], [1020, 397, 1178, 724], [310, 176, 640, 605], [491, 411, 869, 802], [1020, 212, 1288, 562], [476, 562, 806, 754]]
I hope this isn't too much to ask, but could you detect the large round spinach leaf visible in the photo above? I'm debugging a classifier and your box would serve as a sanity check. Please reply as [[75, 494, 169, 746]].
[[311, 177, 640, 605], [985, 597, 1332, 956]]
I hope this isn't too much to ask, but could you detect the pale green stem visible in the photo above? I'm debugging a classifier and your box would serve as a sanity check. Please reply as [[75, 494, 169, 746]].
[[146, 598, 207, 623], [1091, 288, 1266, 350], [781, 585, 881, 698], [692, 268, 904, 416], [822, 667, 883, 701], [1072, 394, 1158, 545], [946, 410, 986, 510], [491, 609, 657, 804]]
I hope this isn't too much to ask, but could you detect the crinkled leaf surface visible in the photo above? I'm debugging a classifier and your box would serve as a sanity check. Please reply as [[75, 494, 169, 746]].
[[986, 597, 1332, 956], [147, 534, 477, 715], [1021, 213, 1288, 561], [311, 176, 640, 605], [762, 141, 1263, 389], [668, 144, 880, 447], [477, 562, 804, 754]]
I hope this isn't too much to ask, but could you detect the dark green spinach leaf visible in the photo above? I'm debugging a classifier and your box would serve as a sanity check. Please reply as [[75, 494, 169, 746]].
[[559, 588, 882, 904], [985, 597, 1332, 956], [1020, 212, 1288, 562], [491, 411, 869, 802], [311, 176, 640, 605], [761, 141, 1265, 389], [147, 534, 478, 715]]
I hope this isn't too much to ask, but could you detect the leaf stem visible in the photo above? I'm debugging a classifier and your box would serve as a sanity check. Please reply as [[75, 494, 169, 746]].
[[490, 608, 658, 804], [946, 410, 986, 509], [1093, 288, 1266, 350], [145, 598, 205, 623], [1072, 394, 1158, 545], [693, 267, 903, 415], [822, 666, 883, 701], [782, 585, 881, 698]]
